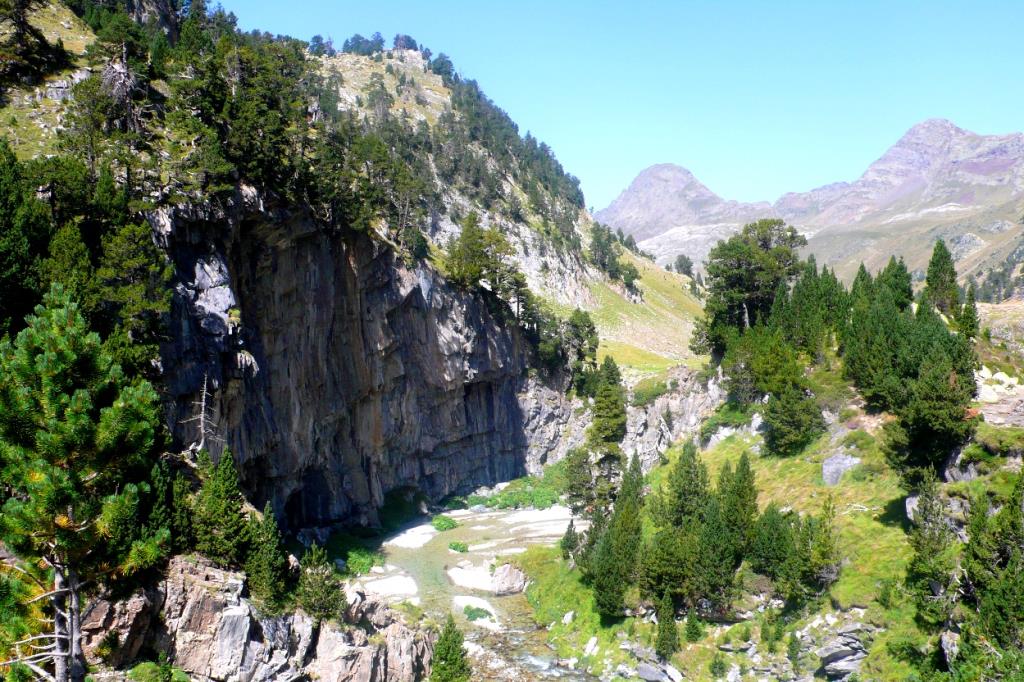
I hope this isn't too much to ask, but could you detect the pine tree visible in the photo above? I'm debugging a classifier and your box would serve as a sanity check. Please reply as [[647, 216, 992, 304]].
[[41, 221, 101, 322], [194, 448, 248, 566], [431, 614, 472, 682], [685, 607, 703, 642], [0, 284, 164, 682], [763, 386, 824, 457], [958, 282, 979, 340], [245, 504, 289, 609], [907, 473, 956, 625], [171, 473, 194, 552], [591, 457, 644, 618], [809, 495, 841, 589], [749, 503, 794, 580], [900, 342, 977, 469], [787, 631, 801, 670], [96, 221, 173, 375], [296, 543, 342, 622], [877, 255, 913, 310], [655, 441, 710, 528], [925, 238, 960, 314], [590, 378, 626, 445], [655, 594, 679, 660], [720, 452, 758, 560], [640, 527, 700, 605], [146, 460, 172, 539], [563, 447, 594, 514], [697, 496, 737, 607], [560, 519, 580, 560], [0, 139, 49, 334]]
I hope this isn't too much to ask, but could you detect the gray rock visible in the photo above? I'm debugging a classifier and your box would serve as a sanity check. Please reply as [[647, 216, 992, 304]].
[[822, 453, 861, 485], [637, 662, 668, 681], [824, 652, 866, 678], [83, 556, 433, 681], [943, 447, 980, 483], [940, 629, 960, 666], [491, 563, 528, 595]]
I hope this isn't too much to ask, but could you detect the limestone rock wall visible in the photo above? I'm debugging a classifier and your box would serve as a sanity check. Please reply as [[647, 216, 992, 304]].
[[152, 192, 578, 529]]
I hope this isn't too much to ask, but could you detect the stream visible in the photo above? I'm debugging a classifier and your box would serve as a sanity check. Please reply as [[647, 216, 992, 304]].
[[351, 505, 596, 681]]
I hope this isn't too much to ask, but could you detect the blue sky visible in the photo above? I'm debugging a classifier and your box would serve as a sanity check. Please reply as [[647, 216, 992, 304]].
[[226, 1, 1024, 210]]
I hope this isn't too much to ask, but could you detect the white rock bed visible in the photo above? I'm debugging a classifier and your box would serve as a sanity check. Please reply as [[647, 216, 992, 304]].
[[362, 574, 419, 599], [382, 523, 437, 549], [453, 595, 500, 631]]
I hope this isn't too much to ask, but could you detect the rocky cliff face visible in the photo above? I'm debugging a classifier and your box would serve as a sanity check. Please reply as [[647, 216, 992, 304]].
[[82, 556, 432, 682], [623, 367, 725, 471], [152, 189, 581, 529]]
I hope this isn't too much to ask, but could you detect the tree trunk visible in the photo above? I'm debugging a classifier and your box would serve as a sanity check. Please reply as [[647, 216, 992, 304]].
[[52, 570, 69, 682], [50, 567, 86, 682], [68, 570, 86, 682]]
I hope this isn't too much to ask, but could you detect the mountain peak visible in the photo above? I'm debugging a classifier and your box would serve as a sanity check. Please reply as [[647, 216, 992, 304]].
[[896, 118, 970, 146]]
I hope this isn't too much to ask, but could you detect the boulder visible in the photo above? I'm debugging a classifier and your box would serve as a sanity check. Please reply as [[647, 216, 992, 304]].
[[636, 662, 668, 681], [491, 563, 528, 595], [822, 453, 861, 485]]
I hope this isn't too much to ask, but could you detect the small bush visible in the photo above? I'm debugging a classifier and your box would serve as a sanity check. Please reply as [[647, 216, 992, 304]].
[[838, 407, 858, 422], [710, 652, 727, 677], [877, 577, 901, 608], [449, 541, 468, 553], [463, 604, 492, 621], [841, 429, 874, 453], [699, 401, 753, 443], [432, 515, 458, 531], [128, 657, 189, 682], [632, 377, 669, 407], [738, 623, 752, 642], [346, 547, 380, 575]]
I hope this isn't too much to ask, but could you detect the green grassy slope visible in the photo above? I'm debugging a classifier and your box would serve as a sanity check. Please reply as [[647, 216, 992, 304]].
[[589, 250, 705, 382]]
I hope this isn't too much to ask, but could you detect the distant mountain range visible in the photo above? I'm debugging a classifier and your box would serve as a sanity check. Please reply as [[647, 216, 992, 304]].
[[596, 119, 1024, 280]]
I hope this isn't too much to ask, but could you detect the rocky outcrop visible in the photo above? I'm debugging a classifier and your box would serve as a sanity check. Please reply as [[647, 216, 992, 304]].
[[152, 193, 581, 529], [623, 367, 725, 471], [83, 556, 433, 682]]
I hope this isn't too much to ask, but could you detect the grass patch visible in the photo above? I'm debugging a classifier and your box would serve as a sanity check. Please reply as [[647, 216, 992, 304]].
[[431, 515, 458, 531], [466, 458, 568, 510], [974, 421, 1024, 457], [518, 545, 641, 674], [699, 401, 754, 442], [807, 357, 855, 413], [463, 604, 492, 621], [448, 541, 468, 553], [631, 376, 669, 407], [598, 339, 678, 375], [128, 661, 189, 682], [585, 249, 704, 375]]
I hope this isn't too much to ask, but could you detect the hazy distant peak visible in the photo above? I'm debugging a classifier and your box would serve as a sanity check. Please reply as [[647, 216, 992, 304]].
[[599, 118, 1024, 278]]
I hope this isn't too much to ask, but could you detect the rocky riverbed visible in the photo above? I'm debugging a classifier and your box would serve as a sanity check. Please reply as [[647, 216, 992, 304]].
[[360, 504, 596, 681]]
